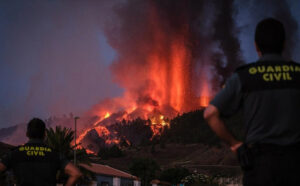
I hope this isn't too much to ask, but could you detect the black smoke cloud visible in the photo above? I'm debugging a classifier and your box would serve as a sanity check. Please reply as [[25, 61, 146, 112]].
[[104, 0, 244, 100], [212, 0, 243, 85]]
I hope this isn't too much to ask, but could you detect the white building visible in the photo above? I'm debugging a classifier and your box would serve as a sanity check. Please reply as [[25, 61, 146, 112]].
[[80, 163, 141, 186]]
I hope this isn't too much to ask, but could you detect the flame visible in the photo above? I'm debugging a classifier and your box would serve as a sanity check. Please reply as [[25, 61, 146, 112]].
[[76, 111, 113, 146], [94, 126, 110, 137], [76, 3, 214, 152], [150, 114, 169, 136], [86, 149, 96, 155], [170, 39, 188, 112], [104, 112, 110, 119], [199, 72, 210, 107]]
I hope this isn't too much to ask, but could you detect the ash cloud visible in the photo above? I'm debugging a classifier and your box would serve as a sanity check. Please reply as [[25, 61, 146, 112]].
[[104, 0, 243, 103], [212, 0, 243, 85]]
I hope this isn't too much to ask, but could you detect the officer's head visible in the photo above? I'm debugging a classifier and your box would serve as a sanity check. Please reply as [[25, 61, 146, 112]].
[[26, 118, 46, 140], [255, 18, 285, 56]]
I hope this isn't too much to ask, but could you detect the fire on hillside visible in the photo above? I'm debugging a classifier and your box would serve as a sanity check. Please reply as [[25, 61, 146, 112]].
[[75, 1, 216, 154]]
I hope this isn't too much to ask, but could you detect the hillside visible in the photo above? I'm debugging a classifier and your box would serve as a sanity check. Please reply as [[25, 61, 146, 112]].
[[93, 143, 242, 177], [90, 109, 244, 177], [0, 109, 244, 178]]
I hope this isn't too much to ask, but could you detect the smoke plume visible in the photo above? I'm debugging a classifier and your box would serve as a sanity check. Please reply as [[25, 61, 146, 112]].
[[103, 0, 243, 114]]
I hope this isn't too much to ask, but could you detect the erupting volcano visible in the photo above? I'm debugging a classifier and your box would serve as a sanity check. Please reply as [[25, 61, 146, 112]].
[[76, 0, 243, 153]]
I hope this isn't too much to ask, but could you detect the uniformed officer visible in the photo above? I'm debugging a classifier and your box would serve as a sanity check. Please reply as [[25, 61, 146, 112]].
[[204, 18, 300, 186], [0, 118, 82, 186]]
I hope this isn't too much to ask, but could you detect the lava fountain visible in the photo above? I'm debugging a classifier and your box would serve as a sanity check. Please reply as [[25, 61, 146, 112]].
[[77, 0, 243, 153]]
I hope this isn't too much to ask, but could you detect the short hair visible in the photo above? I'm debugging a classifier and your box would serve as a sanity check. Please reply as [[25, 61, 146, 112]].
[[255, 18, 285, 54], [27, 118, 46, 139]]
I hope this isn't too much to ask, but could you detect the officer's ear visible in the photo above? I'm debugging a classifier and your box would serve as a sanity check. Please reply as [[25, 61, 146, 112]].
[[255, 42, 262, 57]]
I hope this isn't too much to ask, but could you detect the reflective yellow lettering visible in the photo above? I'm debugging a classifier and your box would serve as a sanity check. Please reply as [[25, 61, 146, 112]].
[[275, 66, 282, 72], [263, 73, 270, 81], [19, 147, 24, 151], [39, 151, 45, 156], [35, 147, 39, 151], [249, 67, 257, 74], [40, 147, 45, 151], [295, 66, 300, 72], [30, 146, 35, 151], [25, 146, 29, 151], [269, 74, 274, 81], [266, 66, 274, 72], [34, 151, 38, 156], [287, 73, 292, 80], [27, 151, 32, 156], [46, 148, 52, 152], [282, 65, 289, 72], [274, 73, 282, 81], [258, 66, 265, 73], [290, 65, 294, 71]]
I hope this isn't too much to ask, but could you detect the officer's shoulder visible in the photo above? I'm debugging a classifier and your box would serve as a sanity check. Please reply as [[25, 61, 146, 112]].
[[289, 60, 300, 65]]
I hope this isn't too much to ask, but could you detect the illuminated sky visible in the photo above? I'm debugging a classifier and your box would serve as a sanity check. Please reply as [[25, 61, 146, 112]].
[[0, 0, 299, 128]]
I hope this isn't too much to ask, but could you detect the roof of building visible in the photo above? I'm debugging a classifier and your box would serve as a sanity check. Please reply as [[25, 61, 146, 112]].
[[80, 163, 138, 180]]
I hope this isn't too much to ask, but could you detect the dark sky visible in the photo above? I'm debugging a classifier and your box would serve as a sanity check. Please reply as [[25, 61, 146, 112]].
[[0, 0, 299, 128]]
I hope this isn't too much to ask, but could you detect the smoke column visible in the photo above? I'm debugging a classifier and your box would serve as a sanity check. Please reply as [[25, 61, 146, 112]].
[[102, 0, 243, 114]]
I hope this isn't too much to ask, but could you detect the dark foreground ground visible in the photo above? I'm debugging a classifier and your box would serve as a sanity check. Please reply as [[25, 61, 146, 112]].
[[93, 143, 242, 177]]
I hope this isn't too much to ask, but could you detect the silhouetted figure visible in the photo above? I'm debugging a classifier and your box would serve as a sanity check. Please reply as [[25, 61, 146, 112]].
[[0, 118, 82, 186], [204, 18, 300, 186]]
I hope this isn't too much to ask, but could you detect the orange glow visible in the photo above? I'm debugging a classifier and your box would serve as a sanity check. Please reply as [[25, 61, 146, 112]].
[[199, 75, 210, 107], [95, 126, 110, 137], [86, 149, 96, 155], [105, 139, 120, 145], [77, 128, 92, 146], [104, 112, 110, 119], [76, 3, 214, 152], [150, 114, 169, 136], [170, 39, 187, 112], [200, 96, 210, 107]]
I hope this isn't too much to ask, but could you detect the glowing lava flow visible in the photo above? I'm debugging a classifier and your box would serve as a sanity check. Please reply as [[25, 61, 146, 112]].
[[76, 2, 214, 153], [76, 112, 113, 154], [104, 112, 110, 119]]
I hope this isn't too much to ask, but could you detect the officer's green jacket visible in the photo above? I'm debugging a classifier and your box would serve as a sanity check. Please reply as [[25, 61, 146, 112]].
[[1, 139, 69, 186], [211, 54, 300, 145]]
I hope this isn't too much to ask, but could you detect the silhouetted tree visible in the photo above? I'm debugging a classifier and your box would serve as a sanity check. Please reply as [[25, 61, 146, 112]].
[[46, 126, 94, 184], [129, 158, 160, 186], [159, 167, 190, 184]]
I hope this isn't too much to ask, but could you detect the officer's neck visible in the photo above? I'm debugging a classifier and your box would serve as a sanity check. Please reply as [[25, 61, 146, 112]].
[[258, 53, 285, 62], [28, 138, 45, 143]]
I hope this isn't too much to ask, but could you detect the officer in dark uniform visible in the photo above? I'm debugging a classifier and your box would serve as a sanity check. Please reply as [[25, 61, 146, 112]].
[[204, 18, 300, 186], [0, 118, 82, 186]]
